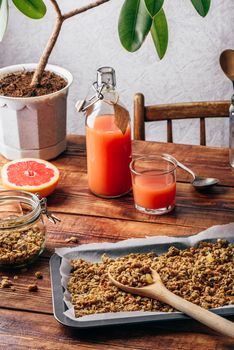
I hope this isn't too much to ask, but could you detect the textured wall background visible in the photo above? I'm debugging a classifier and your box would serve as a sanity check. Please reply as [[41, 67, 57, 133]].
[[0, 0, 233, 146]]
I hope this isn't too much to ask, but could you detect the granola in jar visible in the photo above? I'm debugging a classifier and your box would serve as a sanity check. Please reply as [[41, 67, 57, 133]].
[[0, 190, 51, 268]]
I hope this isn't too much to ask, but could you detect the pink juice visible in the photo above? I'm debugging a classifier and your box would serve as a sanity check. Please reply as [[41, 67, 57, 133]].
[[132, 172, 176, 209], [86, 114, 132, 197]]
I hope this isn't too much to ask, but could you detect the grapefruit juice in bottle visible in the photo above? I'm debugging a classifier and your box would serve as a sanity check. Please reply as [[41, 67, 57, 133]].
[[85, 67, 132, 198]]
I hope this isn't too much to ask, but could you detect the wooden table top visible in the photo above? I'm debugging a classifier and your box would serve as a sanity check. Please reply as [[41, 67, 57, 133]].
[[0, 135, 233, 350]]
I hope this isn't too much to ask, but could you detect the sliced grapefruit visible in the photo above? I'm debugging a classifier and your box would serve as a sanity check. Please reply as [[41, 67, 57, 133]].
[[1, 158, 59, 197]]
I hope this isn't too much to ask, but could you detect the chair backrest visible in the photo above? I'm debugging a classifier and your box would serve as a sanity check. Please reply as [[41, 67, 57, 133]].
[[134, 93, 230, 145]]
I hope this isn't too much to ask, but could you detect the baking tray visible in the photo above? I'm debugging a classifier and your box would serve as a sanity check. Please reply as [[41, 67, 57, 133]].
[[49, 226, 234, 329]]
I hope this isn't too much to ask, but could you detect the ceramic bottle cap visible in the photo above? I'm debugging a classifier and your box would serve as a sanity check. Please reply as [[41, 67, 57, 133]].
[[97, 67, 116, 88]]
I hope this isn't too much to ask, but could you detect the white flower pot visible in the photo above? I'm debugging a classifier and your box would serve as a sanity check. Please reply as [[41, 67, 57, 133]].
[[0, 63, 73, 160]]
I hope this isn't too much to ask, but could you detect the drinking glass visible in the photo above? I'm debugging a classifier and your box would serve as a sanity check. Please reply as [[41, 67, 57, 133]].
[[130, 155, 177, 215]]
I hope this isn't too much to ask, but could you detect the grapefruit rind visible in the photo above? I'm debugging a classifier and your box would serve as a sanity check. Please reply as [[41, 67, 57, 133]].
[[1, 158, 60, 197]]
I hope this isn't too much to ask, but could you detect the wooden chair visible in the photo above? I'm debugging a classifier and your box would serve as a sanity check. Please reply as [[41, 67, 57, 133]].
[[134, 93, 230, 145]]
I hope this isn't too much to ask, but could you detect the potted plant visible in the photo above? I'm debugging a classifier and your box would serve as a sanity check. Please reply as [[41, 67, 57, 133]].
[[0, 0, 112, 160], [0, 0, 211, 160]]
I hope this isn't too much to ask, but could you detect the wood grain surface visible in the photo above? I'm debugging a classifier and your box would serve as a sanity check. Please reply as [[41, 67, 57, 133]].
[[0, 135, 233, 350]]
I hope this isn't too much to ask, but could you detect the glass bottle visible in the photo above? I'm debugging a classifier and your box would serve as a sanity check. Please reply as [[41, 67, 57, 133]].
[[85, 67, 132, 198], [229, 95, 234, 168]]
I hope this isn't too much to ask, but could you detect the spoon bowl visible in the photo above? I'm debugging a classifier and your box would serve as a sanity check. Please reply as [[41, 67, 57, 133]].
[[108, 268, 163, 299], [220, 49, 234, 82], [108, 268, 234, 338], [191, 176, 219, 189]]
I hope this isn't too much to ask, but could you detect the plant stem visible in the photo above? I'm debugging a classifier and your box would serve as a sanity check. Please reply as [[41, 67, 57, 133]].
[[63, 0, 110, 20], [30, 18, 63, 86], [31, 0, 110, 87]]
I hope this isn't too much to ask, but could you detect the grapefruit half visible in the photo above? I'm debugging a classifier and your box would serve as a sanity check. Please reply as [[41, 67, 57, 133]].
[[1, 158, 60, 197]]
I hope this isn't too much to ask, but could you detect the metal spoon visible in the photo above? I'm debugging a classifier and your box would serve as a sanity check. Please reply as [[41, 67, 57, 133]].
[[108, 268, 234, 338], [220, 49, 234, 86], [163, 154, 219, 188]]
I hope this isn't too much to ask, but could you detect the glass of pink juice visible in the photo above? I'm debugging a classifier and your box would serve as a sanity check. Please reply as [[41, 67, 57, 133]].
[[130, 155, 177, 215]]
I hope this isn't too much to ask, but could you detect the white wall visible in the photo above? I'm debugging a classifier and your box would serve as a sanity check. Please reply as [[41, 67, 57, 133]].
[[0, 0, 233, 146]]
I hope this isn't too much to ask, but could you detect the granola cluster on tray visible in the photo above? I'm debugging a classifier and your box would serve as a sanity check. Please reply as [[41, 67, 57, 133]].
[[67, 239, 234, 318]]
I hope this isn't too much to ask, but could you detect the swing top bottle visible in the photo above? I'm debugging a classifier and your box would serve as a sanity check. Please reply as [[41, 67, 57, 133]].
[[85, 67, 132, 198]]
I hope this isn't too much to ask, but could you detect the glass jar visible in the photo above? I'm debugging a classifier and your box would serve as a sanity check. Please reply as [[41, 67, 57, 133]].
[[0, 190, 54, 268], [85, 67, 132, 198], [229, 95, 234, 168]]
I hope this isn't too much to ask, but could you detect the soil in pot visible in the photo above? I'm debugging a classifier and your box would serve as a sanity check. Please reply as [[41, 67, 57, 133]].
[[0, 70, 67, 97]]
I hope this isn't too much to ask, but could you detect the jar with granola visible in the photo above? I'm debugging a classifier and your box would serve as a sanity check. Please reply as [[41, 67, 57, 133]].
[[0, 190, 59, 268]]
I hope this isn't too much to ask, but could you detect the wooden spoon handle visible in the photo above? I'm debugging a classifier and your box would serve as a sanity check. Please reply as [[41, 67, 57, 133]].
[[153, 287, 234, 338]]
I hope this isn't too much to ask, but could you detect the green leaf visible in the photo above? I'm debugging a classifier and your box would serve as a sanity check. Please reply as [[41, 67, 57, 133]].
[[190, 0, 211, 17], [0, 0, 8, 42], [118, 0, 152, 52], [150, 8, 168, 59], [12, 0, 46, 19], [144, 0, 164, 17]]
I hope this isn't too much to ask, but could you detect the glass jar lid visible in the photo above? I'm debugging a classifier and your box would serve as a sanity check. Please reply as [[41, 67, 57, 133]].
[[0, 190, 59, 229]]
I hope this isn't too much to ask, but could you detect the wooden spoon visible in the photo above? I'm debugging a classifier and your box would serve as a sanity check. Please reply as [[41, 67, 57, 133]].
[[108, 268, 234, 338], [220, 49, 234, 83]]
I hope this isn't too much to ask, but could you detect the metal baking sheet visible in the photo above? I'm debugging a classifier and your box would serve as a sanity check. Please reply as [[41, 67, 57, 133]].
[[49, 223, 234, 328]]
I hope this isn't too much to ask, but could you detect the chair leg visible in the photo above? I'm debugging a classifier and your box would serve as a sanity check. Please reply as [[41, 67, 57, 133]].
[[134, 93, 145, 140]]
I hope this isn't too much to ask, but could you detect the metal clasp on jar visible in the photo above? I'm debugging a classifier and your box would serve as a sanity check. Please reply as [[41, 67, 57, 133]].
[[38, 196, 61, 224]]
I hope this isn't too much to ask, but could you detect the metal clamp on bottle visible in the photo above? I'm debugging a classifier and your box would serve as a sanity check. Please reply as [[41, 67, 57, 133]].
[[75, 82, 106, 112]]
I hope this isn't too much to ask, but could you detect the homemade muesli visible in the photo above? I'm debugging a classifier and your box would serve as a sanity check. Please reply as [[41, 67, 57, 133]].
[[0, 223, 46, 267], [109, 256, 154, 287], [67, 239, 234, 317]]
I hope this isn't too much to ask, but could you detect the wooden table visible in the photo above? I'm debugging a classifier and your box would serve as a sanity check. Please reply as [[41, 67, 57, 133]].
[[0, 135, 234, 350]]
